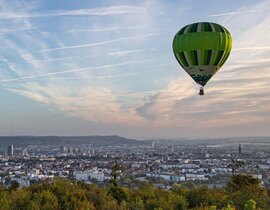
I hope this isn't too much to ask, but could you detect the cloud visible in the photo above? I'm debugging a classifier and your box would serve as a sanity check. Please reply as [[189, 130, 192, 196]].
[[109, 48, 156, 56], [208, 8, 270, 17], [8, 83, 146, 125], [37, 33, 161, 52], [233, 46, 270, 51], [0, 5, 146, 19], [68, 25, 140, 33], [0, 61, 138, 83]]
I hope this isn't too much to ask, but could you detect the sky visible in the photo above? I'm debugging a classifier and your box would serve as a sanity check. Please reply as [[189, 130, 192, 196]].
[[0, 0, 270, 139]]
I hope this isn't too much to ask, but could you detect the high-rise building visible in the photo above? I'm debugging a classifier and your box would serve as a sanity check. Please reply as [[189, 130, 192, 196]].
[[7, 145, 13, 156], [59, 145, 67, 154], [22, 148, 29, 157], [238, 143, 242, 155], [152, 141, 155, 149]]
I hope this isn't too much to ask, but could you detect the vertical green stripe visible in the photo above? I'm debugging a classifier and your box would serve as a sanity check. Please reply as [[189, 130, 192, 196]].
[[197, 23, 202, 32], [197, 50, 201, 65], [177, 26, 187, 35], [184, 51, 193, 66], [189, 23, 198, 33], [183, 25, 192, 34], [183, 51, 192, 66], [214, 50, 224, 65], [201, 23, 206, 32], [193, 50, 198, 65], [206, 23, 212, 32], [217, 31, 230, 66], [176, 52, 188, 67], [218, 31, 232, 66], [186, 51, 195, 65], [209, 23, 215, 32], [205, 50, 212, 65], [209, 50, 219, 65], [199, 50, 205, 65], [218, 52, 230, 67], [175, 54, 184, 68]]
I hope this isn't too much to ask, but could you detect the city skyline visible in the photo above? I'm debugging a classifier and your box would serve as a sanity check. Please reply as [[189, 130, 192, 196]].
[[0, 0, 270, 138]]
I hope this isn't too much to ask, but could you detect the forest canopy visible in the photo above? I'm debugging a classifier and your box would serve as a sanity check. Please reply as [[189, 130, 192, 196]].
[[0, 174, 269, 210]]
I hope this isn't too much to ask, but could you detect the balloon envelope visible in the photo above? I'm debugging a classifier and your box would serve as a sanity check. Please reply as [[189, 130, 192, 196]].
[[172, 22, 232, 86]]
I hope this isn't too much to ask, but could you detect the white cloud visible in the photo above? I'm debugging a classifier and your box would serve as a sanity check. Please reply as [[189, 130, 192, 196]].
[[0, 5, 146, 19], [208, 7, 270, 17], [37, 33, 161, 52]]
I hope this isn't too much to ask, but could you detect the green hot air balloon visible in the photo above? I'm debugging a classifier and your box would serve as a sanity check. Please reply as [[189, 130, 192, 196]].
[[172, 22, 232, 95]]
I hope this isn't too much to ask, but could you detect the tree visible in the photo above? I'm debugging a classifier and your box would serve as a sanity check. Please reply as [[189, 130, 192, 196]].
[[244, 199, 256, 210], [0, 191, 11, 210], [228, 160, 245, 177], [226, 174, 260, 193], [9, 181, 20, 191], [108, 163, 129, 205], [221, 204, 236, 210], [110, 163, 121, 187], [226, 174, 270, 209]]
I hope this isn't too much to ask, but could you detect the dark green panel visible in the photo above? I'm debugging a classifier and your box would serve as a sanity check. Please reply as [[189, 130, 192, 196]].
[[177, 26, 188, 36], [175, 52, 188, 67], [189, 23, 199, 33], [186, 51, 195, 65], [218, 52, 230, 67], [193, 50, 199, 65], [214, 50, 224, 65], [204, 50, 212, 65]]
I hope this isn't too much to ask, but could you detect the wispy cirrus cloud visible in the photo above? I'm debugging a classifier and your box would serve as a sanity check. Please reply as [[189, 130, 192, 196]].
[[208, 7, 270, 17], [0, 61, 138, 83], [36, 33, 161, 52], [109, 48, 156, 56], [68, 25, 140, 33], [233, 45, 270, 51], [0, 5, 146, 19]]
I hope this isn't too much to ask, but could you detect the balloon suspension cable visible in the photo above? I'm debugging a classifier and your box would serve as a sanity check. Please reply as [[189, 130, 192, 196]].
[[199, 87, 204, 96]]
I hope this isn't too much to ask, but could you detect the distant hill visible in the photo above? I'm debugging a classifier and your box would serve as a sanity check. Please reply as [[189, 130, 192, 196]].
[[148, 136, 270, 146], [0, 135, 147, 147], [1, 135, 269, 149]]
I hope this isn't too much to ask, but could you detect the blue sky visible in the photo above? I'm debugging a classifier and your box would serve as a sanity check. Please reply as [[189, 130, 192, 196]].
[[0, 0, 270, 139]]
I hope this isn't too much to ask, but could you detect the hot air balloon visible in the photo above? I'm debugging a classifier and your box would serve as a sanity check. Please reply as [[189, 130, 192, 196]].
[[172, 22, 232, 95]]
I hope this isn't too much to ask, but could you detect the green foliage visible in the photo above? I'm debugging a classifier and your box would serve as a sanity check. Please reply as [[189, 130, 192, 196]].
[[244, 199, 256, 210], [0, 174, 269, 209], [185, 187, 227, 208], [226, 174, 270, 209], [0, 191, 11, 210], [108, 186, 129, 204], [9, 181, 20, 191], [228, 160, 245, 176], [221, 204, 235, 210], [227, 174, 260, 192]]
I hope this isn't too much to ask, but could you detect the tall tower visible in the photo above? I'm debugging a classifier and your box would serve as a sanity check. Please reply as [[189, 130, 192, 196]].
[[7, 145, 14, 156], [152, 141, 155, 149], [238, 143, 242, 155]]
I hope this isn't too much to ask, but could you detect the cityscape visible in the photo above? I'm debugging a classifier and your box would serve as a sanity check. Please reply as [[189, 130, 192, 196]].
[[0, 0, 270, 208], [1, 136, 270, 189]]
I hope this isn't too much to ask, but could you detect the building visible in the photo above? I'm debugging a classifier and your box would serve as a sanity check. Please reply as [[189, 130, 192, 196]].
[[74, 169, 105, 182], [22, 148, 29, 157], [152, 141, 155, 149], [7, 145, 13, 156], [59, 145, 67, 154], [238, 143, 242, 155]]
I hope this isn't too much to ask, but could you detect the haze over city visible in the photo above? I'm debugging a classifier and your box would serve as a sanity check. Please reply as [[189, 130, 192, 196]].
[[0, 0, 270, 138]]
